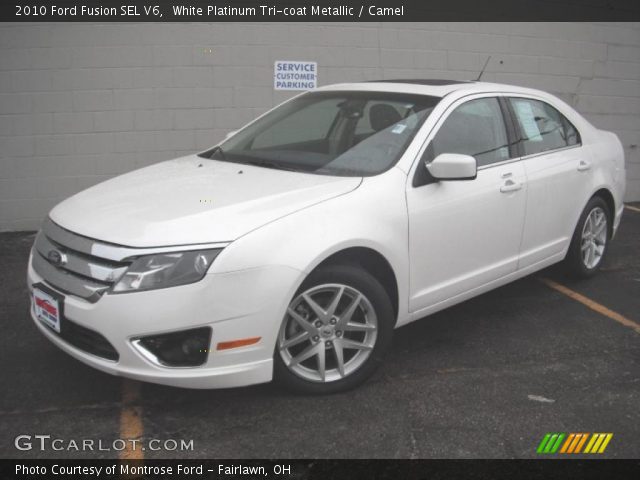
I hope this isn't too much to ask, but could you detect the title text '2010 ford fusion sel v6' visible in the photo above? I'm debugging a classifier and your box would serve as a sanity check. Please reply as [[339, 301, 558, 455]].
[[27, 80, 625, 393]]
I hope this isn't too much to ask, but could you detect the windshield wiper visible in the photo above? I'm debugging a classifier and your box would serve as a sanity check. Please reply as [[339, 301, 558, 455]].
[[244, 159, 298, 172], [199, 148, 299, 172]]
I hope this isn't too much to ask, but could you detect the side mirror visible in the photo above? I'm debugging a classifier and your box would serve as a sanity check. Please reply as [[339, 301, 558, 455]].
[[225, 130, 237, 139], [426, 153, 477, 181]]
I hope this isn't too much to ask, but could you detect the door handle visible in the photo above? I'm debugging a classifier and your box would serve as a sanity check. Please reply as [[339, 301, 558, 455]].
[[577, 160, 591, 172], [500, 179, 523, 193]]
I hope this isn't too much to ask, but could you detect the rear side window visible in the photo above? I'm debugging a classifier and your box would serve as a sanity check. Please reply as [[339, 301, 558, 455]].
[[509, 98, 581, 156], [431, 97, 511, 167]]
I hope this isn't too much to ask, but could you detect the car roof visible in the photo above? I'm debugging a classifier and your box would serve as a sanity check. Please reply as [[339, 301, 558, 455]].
[[367, 79, 471, 86], [317, 80, 549, 99]]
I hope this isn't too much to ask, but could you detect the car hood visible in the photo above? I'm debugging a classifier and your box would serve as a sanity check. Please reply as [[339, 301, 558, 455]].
[[49, 155, 361, 247]]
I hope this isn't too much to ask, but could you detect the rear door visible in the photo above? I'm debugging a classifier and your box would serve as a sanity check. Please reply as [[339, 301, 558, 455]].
[[506, 97, 590, 268]]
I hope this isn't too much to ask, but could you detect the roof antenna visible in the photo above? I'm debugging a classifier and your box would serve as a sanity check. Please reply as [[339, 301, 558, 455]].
[[476, 55, 492, 81]]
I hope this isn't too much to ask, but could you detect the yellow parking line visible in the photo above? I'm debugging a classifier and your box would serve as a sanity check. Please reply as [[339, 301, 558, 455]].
[[540, 278, 640, 334], [625, 205, 640, 213], [120, 380, 144, 461]]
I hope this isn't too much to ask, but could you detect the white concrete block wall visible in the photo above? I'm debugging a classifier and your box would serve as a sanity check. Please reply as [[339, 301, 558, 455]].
[[0, 22, 639, 231]]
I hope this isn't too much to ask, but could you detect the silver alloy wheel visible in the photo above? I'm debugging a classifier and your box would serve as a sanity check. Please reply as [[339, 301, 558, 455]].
[[581, 206, 607, 269], [278, 284, 378, 383]]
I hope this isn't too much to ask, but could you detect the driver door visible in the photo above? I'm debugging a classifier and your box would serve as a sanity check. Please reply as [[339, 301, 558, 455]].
[[406, 96, 527, 314]]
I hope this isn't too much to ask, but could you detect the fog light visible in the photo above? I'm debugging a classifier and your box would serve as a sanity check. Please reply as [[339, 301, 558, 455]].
[[133, 327, 212, 367]]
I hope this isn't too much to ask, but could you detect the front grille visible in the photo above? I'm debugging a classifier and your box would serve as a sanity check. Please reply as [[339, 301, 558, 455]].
[[60, 318, 119, 361], [32, 218, 130, 303]]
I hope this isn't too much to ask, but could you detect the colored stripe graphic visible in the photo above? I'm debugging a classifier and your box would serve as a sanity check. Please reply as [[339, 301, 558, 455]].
[[597, 434, 613, 453], [539, 433, 613, 454], [550, 433, 565, 453], [537, 433, 565, 454], [584, 434, 598, 453], [567, 433, 583, 453], [560, 434, 575, 453], [574, 433, 588, 453], [544, 434, 559, 453], [594, 433, 609, 452], [584, 433, 613, 454], [537, 434, 552, 453]]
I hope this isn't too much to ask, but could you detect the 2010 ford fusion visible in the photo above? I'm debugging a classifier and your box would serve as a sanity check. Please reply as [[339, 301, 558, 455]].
[[28, 80, 626, 394]]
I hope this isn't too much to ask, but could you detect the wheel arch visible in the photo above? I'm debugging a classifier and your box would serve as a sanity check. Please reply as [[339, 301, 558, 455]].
[[591, 187, 615, 220], [587, 187, 616, 237], [308, 247, 400, 325]]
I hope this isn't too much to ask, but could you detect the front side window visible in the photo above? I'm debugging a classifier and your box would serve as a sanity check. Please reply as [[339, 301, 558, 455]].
[[509, 97, 581, 156], [200, 91, 441, 177], [431, 97, 511, 167]]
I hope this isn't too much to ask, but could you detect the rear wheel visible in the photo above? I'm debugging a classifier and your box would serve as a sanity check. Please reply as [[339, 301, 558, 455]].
[[565, 196, 610, 278], [274, 264, 394, 394]]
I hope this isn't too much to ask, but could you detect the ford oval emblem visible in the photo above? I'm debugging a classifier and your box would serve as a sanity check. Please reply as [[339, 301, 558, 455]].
[[47, 249, 66, 267]]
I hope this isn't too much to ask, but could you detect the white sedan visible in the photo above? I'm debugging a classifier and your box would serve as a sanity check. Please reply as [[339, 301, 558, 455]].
[[27, 80, 626, 394]]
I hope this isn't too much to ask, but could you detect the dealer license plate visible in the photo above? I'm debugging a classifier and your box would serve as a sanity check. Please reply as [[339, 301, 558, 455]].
[[33, 287, 61, 333]]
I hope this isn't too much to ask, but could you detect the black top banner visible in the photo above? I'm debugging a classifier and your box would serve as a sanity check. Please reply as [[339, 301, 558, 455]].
[[2, 0, 640, 22]]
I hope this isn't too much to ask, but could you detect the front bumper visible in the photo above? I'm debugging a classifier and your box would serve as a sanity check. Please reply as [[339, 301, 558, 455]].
[[28, 254, 302, 389]]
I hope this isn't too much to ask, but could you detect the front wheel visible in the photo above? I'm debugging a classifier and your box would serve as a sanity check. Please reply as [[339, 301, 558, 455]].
[[274, 264, 394, 394], [565, 196, 611, 278]]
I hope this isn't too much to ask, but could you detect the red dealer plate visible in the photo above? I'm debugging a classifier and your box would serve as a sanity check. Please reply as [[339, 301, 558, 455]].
[[33, 287, 61, 333]]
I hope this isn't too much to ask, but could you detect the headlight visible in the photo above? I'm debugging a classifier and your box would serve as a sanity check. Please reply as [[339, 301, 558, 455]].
[[113, 249, 222, 293]]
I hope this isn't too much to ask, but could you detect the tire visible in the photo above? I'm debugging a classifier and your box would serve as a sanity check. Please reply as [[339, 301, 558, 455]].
[[274, 264, 394, 394], [564, 196, 611, 278]]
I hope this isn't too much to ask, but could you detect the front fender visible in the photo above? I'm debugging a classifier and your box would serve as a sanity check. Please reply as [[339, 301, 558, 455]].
[[210, 168, 411, 323]]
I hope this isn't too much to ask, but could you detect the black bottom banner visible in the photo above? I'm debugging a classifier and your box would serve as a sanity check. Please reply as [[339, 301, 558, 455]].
[[3, 459, 640, 480]]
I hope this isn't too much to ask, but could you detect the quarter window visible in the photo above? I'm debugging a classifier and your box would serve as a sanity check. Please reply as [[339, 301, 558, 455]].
[[509, 98, 580, 156], [431, 98, 511, 167]]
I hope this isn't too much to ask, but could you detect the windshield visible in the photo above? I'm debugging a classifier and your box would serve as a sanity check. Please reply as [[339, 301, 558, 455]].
[[199, 91, 441, 176]]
